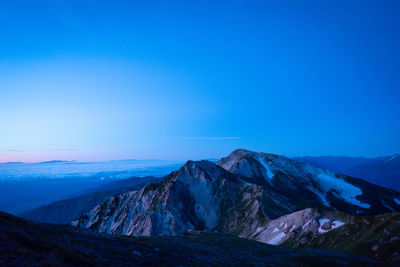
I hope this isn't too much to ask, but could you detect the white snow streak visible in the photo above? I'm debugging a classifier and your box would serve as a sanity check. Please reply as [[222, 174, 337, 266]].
[[302, 220, 311, 229], [267, 232, 286, 245], [256, 156, 274, 179]]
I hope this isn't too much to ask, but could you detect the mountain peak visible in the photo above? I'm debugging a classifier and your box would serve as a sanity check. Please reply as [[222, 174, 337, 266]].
[[178, 160, 222, 177], [174, 159, 241, 186], [225, 148, 278, 158], [217, 149, 282, 181], [218, 149, 400, 214]]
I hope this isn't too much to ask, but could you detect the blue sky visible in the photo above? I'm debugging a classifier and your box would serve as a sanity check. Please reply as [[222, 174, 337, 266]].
[[1, 0, 399, 162]]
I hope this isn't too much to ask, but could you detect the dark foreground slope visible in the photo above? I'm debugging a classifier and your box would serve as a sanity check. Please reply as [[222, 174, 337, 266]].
[[0, 212, 382, 267]]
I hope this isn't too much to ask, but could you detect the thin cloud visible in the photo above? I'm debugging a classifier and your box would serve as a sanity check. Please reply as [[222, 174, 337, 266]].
[[176, 137, 241, 140], [4, 149, 26, 152], [1, 149, 78, 152], [48, 149, 78, 152]]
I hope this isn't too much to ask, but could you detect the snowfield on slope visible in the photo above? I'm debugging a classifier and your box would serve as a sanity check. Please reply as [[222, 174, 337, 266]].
[[267, 232, 286, 245], [256, 156, 274, 179], [315, 173, 370, 209]]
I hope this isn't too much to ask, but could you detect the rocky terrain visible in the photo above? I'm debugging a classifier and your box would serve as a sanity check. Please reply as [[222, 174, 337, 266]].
[[0, 211, 384, 267], [282, 211, 400, 264]]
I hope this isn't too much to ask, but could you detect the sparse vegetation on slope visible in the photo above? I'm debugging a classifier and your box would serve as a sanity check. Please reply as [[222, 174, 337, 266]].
[[0, 212, 384, 267]]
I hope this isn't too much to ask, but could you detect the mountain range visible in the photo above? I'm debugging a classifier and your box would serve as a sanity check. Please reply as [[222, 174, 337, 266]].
[[68, 149, 400, 264], [3, 149, 400, 265]]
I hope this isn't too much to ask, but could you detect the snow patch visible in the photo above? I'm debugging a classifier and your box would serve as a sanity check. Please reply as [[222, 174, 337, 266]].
[[132, 250, 142, 257], [383, 202, 395, 212], [385, 153, 399, 163], [332, 220, 345, 229], [306, 185, 331, 207], [256, 156, 274, 179], [267, 232, 286, 245], [318, 219, 330, 233], [315, 173, 370, 209], [302, 220, 311, 229], [394, 198, 400, 205], [255, 227, 264, 234], [318, 219, 345, 234]]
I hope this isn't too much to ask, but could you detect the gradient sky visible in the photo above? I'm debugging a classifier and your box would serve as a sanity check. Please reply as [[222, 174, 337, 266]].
[[1, 0, 400, 162]]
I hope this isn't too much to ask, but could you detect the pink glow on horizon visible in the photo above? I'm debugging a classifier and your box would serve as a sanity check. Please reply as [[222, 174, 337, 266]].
[[0, 150, 124, 163]]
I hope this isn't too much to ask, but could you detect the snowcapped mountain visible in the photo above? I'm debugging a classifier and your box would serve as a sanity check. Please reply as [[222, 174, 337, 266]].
[[72, 149, 400, 239], [218, 149, 400, 215]]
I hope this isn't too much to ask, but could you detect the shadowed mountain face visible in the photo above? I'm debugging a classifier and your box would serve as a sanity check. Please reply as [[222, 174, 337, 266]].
[[293, 154, 400, 191], [0, 211, 383, 267]]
